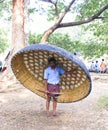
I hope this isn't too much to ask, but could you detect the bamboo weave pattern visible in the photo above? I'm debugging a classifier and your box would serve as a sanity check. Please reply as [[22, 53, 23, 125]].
[[11, 44, 92, 102]]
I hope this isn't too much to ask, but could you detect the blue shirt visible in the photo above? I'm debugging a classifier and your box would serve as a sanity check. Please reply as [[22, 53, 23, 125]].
[[44, 66, 65, 84]]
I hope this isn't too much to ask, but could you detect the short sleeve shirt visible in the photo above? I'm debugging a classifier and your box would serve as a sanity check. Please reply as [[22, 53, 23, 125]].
[[44, 66, 65, 84]]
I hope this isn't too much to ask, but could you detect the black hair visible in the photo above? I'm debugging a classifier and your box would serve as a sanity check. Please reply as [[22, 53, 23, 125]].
[[48, 57, 56, 63]]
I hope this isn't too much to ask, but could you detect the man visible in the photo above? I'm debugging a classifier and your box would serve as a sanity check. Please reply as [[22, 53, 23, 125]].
[[44, 57, 76, 117], [90, 61, 95, 72], [100, 59, 106, 73], [95, 61, 100, 73]]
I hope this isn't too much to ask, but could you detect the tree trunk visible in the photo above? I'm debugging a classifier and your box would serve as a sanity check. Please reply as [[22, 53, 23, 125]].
[[0, 0, 29, 91], [41, 29, 54, 43], [12, 0, 25, 54], [24, 0, 30, 46]]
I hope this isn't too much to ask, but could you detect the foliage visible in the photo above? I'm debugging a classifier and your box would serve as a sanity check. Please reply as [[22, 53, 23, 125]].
[[28, 32, 108, 59], [93, 22, 108, 46], [47, 1, 67, 21], [29, 32, 94, 58], [47, 30, 108, 59], [28, 32, 42, 44], [0, 0, 12, 21], [0, 0, 108, 59], [47, 33, 84, 54], [29, 32, 83, 53], [82, 42, 105, 59], [80, 22, 108, 59], [0, 29, 9, 53], [75, 0, 108, 58], [75, 0, 108, 20], [29, 0, 108, 59]]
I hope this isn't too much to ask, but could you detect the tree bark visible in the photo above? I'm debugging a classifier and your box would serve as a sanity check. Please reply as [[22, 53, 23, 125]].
[[12, 0, 26, 54], [24, 0, 30, 46]]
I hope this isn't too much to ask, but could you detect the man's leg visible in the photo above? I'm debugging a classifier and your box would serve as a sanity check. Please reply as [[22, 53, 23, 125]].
[[53, 98, 57, 116], [46, 96, 51, 114]]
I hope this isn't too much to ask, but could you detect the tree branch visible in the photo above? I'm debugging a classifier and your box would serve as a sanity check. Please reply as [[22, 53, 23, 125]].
[[58, 3, 108, 28], [41, 2, 108, 43], [51, 0, 59, 22], [57, 0, 76, 24], [96, 17, 108, 19], [41, 0, 76, 43]]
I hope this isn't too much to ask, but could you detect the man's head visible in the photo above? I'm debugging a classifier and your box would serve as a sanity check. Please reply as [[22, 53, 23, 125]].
[[48, 57, 56, 68]]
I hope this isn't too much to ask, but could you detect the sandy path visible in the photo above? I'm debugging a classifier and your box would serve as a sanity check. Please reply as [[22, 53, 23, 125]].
[[0, 73, 108, 130]]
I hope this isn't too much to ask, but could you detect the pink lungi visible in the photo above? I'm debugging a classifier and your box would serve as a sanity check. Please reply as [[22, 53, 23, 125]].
[[47, 84, 60, 98]]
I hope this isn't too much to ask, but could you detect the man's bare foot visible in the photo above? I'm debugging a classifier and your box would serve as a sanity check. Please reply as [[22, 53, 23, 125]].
[[46, 112, 50, 117], [52, 112, 58, 117]]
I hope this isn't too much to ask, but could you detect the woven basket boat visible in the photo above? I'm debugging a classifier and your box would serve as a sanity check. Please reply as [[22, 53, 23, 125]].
[[11, 44, 92, 103]]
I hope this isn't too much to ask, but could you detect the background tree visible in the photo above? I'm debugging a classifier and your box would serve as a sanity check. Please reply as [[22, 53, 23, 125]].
[[0, 0, 108, 59], [0, 0, 12, 21], [38, 0, 108, 43], [12, 0, 25, 53], [0, 0, 30, 83], [0, 0, 12, 54], [0, 29, 9, 53], [0, 0, 29, 54], [77, 0, 108, 58], [29, 32, 85, 57]]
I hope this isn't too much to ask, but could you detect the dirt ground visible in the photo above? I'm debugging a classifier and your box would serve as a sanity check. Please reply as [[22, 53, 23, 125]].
[[0, 72, 108, 130]]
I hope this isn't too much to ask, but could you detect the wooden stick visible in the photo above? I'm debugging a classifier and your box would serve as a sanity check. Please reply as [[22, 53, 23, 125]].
[[36, 89, 64, 95]]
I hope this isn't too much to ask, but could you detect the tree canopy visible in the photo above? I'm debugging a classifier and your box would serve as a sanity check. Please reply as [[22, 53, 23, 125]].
[[0, 0, 108, 59]]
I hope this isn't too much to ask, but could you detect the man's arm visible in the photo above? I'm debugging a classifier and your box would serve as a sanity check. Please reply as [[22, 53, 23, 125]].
[[44, 79, 49, 93], [65, 67, 77, 74], [44, 68, 49, 93]]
